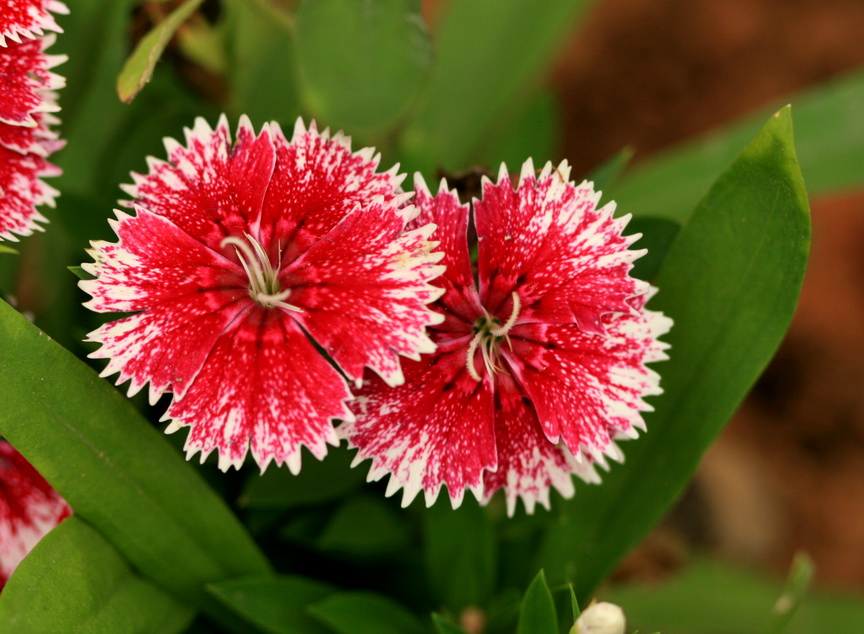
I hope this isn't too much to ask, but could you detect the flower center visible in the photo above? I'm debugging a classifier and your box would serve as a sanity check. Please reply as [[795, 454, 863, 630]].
[[466, 292, 521, 381], [221, 234, 302, 312]]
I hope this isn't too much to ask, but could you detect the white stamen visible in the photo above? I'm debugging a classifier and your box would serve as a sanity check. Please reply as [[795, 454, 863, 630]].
[[465, 292, 522, 382], [221, 234, 303, 312]]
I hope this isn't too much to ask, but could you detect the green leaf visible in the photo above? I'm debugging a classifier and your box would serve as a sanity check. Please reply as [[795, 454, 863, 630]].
[[569, 584, 581, 620], [423, 497, 496, 609], [208, 574, 336, 634], [309, 592, 427, 634], [517, 571, 557, 634], [295, 0, 431, 136], [589, 147, 634, 195], [610, 68, 864, 221], [765, 553, 815, 634], [116, 0, 205, 103], [536, 107, 810, 599], [0, 299, 270, 603], [627, 217, 681, 282], [480, 92, 558, 171], [432, 613, 469, 634], [67, 265, 93, 280], [399, 0, 595, 173], [317, 495, 412, 557], [604, 558, 864, 634], [0, 517, 194, 633], [239, 444, 365, 509], [223, 0, 300, 122], [0, 245, 18, 255]]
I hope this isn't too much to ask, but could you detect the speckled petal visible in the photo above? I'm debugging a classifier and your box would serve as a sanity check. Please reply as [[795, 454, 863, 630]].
[[342, 339, 496, 508], [481, 373, 602, 516], [0, 141, 59, 240], [0, 0, 67, 47], [0, 440, 70, 589], [120, 115, 276, 251], [284, 194, 444, 387], [475, 160, 643, 333], [504, 300, 672, 458], [165, 311, 352, 473], [258, 119, 405, 263], [0, 36, 65, 126]]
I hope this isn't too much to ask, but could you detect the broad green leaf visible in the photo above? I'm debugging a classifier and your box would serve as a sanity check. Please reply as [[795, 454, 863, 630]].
[[116, 0, 205, 103], [399, 0, 595, 174], [536, 107, 810, 599], [295, 0, 431, 136], [239, 445, 365, 509], [0, 516, 193, 633], [517, 571, 557, 634], [604, 558, 864, 634], [309, 592, 427, 634], [432, 613, 469, 634], [208, 574, 335, 634], [317, 495, 412, 556], [423, 497, 496, 609], [480, 92, 558, 172], [0, 299, 270, 603], [223, 0, 300, 122], [610, 68, 864, 221]]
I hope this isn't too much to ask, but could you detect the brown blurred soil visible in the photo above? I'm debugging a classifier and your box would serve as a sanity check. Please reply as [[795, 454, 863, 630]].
[[546, 0, 864, 589]]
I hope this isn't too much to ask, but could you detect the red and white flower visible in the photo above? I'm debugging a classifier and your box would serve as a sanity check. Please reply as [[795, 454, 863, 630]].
[[0, 440, 70, 589], [340, 161, 672, 515], [81, 116, 444, 473], [0, 0, 67, 48], [0, 33, 65, 241]]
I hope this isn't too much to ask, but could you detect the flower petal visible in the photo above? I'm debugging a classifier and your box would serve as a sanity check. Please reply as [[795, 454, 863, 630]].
[[0, 0, 67, 47], [0, 440, 70, 589], [341, 339, 496, 509], [481, 373, 602, 516], [0, 36, 65, 127], [0, 142, 59, 241], [165, 311, 352, 473], [258, 119, 405, 263], [284, 195, 444, 386], [504, 303, 672, 458], [121, 115, 277, 251], [475, 160, 643, 333]]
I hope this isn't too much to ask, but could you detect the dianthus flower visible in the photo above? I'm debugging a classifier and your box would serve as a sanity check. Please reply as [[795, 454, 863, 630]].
[[0, 440, 71, 589], [0, 31, 65, 241], [340, 161, 672, 515], [81, 116, 444, 472]]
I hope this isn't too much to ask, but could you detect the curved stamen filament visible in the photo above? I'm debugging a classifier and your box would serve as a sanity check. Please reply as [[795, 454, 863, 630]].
[[221, 234, 302, 312], [465, 291, 522, 381]]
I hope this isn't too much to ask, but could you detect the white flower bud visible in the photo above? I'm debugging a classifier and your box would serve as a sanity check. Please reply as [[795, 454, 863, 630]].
[[570, 601, 626, 634]]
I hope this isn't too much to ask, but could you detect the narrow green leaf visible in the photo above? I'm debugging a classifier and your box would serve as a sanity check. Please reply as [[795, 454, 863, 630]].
[[67, 265, 92, 280], [116, 0, 205, 103], [765, 553, 815, 634], [537, 107, 810, 599], [309, 592, 427, 634], [208, 574, 335, 634], [569, 584, 581, 620], [432, 613, 469, 634], [239, 445, 365, 509], [295, 0, 431, 135], [399, 0, 595, 173], [423, 497, 496, 609], [610, 68, 864, 220], [589, 147, 634, 195], [0, 245, 18, 255], [0, 299, 270, 603], [0, 516, 194, 633], [317, 495, 412, 556], [517, 571, 557, 634]]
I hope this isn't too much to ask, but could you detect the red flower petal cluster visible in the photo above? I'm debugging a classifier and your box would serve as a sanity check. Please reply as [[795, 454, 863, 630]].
[[0, 440, 70, 589], [340, 161, 672, 515], [81, 116, 444, 473], [0, 0, 67, 241]]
